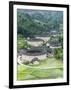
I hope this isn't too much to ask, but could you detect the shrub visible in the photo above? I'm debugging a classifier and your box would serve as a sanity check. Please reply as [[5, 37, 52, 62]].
[[17, 34, 31, 49], [54, 48, 63, 60]]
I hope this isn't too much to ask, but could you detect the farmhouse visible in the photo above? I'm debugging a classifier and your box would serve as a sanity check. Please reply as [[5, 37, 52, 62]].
[[35, 35, 50, 43], [49, 40, 61, 49], [50, 30, 59, 37]]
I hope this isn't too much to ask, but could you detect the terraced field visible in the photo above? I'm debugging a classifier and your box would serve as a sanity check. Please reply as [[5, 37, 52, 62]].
[[17, 57, 63, 80]]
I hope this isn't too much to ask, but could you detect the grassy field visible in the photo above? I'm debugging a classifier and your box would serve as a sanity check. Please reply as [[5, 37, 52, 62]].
[[17, 57, 63, 80]]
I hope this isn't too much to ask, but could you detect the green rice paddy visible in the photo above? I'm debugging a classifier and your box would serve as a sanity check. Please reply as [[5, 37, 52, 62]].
[[17, 57, 63, 80]]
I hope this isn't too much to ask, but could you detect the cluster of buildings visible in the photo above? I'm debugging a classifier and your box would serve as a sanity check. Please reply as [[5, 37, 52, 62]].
[[18, 30, 62, 65]]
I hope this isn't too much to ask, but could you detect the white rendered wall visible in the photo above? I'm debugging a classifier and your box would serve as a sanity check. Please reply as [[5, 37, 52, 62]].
[[27, 40, 43, 46], [22, 54, 47, 61], [36, 37, 50, 42]]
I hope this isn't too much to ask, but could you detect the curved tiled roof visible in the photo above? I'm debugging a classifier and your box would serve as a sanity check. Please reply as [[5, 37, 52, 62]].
[[18, 48, 46, 56]]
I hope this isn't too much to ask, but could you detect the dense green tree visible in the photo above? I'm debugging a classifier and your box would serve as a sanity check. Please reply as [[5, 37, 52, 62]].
[[17, 34, 31, 50], [54, 48, 63, 60]]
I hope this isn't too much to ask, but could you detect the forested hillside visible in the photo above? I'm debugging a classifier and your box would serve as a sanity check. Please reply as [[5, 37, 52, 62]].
[[17, 9, 63, 37]]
